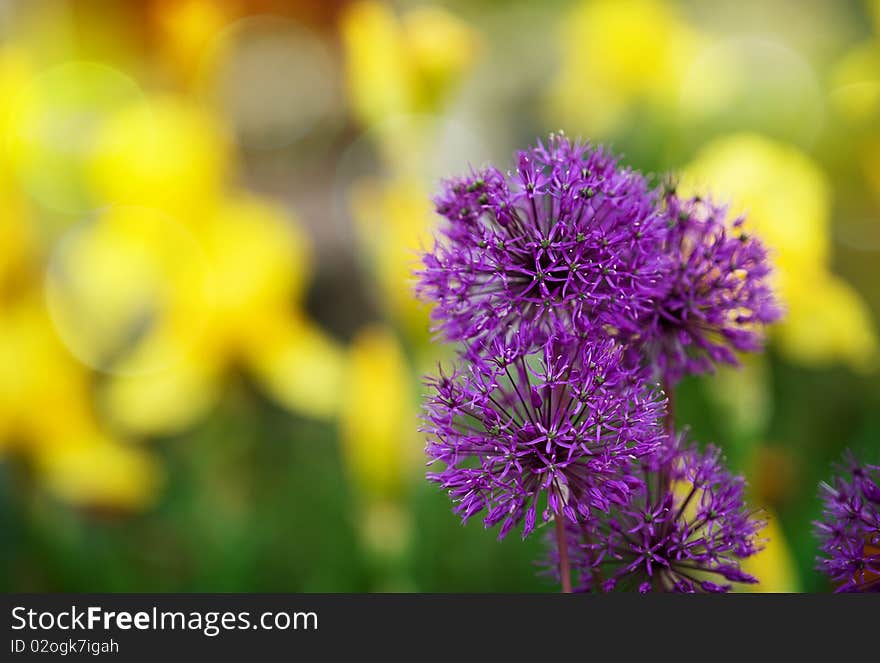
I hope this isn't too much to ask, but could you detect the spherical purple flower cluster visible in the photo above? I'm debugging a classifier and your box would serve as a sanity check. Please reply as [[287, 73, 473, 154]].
[[423, 328, 665, 539], [815, 452, 880, 592], [418, 135, 666, 346], [547, 438, 765, 593], [636, 194, 782, 384], [416, 134, 780, 592]]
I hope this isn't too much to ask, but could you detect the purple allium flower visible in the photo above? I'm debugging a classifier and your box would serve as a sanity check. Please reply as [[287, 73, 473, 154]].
[[636, 193, 781, 385], [422, 326, 665, 539], [417, 134, 666, 347], [547, 438, 765, 592], [815, 452, 880, 592]]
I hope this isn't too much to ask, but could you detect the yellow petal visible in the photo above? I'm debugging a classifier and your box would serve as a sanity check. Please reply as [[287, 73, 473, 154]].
[[681, 134, 878, 368], [339, 326, 417, 501], [0, 295, 93, 447], [775, 270, 878, 370], [34, 427, 162, 510], [739, 509, 801, 592], [549, 0, 701, 135], [681, 133, 831, 269], [245, 312, 345, 420], [150, 0, 237, 87], [402, 6, 480, 113], [6, 61, 144, 215], [202, 195, 312, 323], [100, 351, 220, 437], [340, 1, 411, 126], [86, 96, 232, 213], [44, 205, 212, 376], [349, 176, 433, 342]]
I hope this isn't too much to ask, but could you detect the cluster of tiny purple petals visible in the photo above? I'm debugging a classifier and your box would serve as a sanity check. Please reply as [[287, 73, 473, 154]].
[[546, 438, 765, 593], [422, 326, 665, 539], [815, 452, 880, 592], [417, 134, 780, 591], [418, 134, 666, 347], [637, 194, 781, 384]]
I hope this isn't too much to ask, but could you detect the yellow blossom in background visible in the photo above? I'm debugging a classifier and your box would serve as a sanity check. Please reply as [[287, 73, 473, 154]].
[[549, 0, 702, 136], [773, 270, 878, 370], [97, 196, 345, 436], [149, 0, 240, 88], [340, 3, 479, 350], [339, 326, 417, 503], [87, 97, 232, 217], [349, 176, 434, 344], [0, 295, 161, 508], [44, 205, 211, 377], [5, 59, 145, 216], [740, 510, 801, 592], [682, 133, 878, 369], [339, 326, 418, 572], [340, 0, 480, 128]]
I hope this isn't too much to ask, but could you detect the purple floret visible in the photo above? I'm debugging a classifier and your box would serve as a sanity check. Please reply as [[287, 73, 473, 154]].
[[422, 325, 665, 540], [546, 436, 765, 592], [815, 452, 880, 592], [636, 193, 782, 385], [417, 134, 667, 347]]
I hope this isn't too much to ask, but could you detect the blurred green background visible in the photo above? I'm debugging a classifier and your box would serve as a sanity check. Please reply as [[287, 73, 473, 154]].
[[1, 0, 879, 592]]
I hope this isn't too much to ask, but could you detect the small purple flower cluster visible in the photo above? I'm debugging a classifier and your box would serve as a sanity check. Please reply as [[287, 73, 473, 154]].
[[635, 194, 781, 385], [417, 134, 779, 593], [815, 452, 880, 592], [549, 439, 764, 593]]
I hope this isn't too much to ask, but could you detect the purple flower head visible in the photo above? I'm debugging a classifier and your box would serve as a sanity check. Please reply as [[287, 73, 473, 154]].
[[422, 324, 665, 540], [815, 451, 880, 592], [417, 134, 666, 347], [636, 193, 781, 385], [547, 437, 765, 592]]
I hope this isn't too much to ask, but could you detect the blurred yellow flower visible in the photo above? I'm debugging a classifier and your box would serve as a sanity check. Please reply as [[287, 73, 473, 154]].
[[5, 60, 144, 215], [774, 270, 878, 370], [0, 294, 161, 508], [44, 205, 211, 377], [549, 0, 702, 136], [150, 0, 239, 87], [339, 326, 417, 503], [740, 509, 801, 592], [340, 0, 480, 128], [349, 176, 434, 344], [682, 133, 878, 369], [87, 97, 232, 216], [96, 196, 345, 435]]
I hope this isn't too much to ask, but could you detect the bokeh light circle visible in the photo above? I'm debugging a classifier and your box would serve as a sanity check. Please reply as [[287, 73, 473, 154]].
[[5, 61, 146, 215], [678, 36, 824, 147], [45, 205, 213, 376], [198, 15, 342, 150]]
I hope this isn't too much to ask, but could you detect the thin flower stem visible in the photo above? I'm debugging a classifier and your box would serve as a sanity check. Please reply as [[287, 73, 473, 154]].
[[555, 515, 573, 593], [659, 373, 676, 497]]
